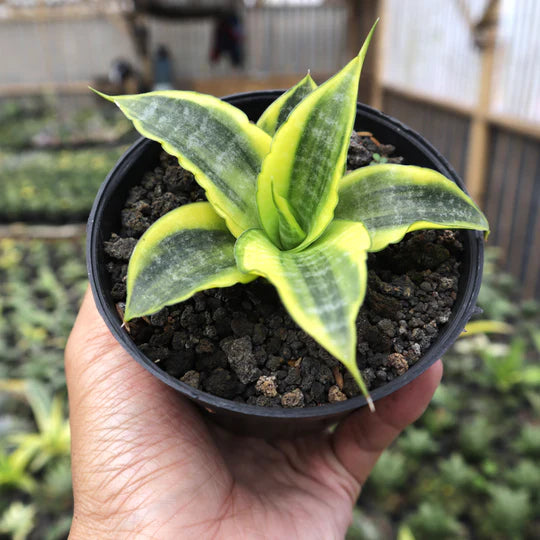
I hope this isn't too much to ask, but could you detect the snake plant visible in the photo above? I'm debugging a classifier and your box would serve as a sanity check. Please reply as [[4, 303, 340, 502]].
[[96, 24, 489, 408]]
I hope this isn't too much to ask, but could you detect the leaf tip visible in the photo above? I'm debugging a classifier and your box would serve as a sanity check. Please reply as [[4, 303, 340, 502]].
[[346, 359, 374, 410], [123, 296, 138, 322], [358, 19, 379, 60], [89, 87, 115, 103], [306, 70, 317, 90]]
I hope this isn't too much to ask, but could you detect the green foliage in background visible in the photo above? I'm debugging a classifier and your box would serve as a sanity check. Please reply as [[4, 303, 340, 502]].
[[0, 238, 86, 539], [0, 147, 128, 222], [0, 94, 134, 223], [0, 94, 132, 151], [0, 239, 87, 389]]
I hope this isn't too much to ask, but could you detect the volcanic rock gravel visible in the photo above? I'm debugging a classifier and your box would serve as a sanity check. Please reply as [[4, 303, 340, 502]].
[[104, 131, 461, 407]]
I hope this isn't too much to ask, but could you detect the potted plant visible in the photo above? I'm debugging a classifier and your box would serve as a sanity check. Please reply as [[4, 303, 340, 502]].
[[87, 24, 488, 437]]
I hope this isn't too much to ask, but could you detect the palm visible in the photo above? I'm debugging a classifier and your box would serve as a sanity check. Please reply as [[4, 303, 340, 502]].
[[66, 289, 441, 539]]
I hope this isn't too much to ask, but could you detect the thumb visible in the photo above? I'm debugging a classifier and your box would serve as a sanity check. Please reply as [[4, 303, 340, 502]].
[[332, 360, 443, 486]]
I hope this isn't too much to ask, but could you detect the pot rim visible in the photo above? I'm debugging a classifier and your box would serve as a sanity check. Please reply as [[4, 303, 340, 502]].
[[87, 91, 484, 421]]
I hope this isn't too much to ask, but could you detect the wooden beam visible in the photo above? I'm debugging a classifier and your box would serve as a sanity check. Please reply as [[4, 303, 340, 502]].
[[0, 224, 86, 241], [383, 84, 540, 140], [383, 84, 473, 117], [0, 1, 129, 22], [464, 0, 500, 202], [370, 0, 385, 110], [488, 112, 540, 140], [132, 0, 228, 20], [192, 73, 334, 97], [0, 81, 90, 96], [346, 0, 380, 105], [123, 14, 152, 87]]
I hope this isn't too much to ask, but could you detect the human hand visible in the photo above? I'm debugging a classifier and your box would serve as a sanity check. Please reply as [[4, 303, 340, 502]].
[[66, 287, 442, 539]]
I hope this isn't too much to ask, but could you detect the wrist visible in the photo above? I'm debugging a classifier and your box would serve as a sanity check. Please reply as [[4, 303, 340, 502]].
[[69, 513, 123, 540]]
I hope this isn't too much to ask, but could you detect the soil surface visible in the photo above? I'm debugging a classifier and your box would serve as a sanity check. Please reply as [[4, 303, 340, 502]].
[[104, 132, 462, 407]]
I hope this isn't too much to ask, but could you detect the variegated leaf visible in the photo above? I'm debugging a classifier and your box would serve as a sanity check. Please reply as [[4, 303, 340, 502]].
[[235, 220, 373, 405], [335, 164, 490, 252], [125, 202, 255, 320], [94, 89, 271, 237], [256, 22, 377, 250], [256, 72, 317, 136]]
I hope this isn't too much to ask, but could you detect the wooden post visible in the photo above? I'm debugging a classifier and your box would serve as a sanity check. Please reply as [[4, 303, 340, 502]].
[[464, 0, 500, 201], [124, 13, 152, 89], [346, 0, 380, 105], [370, 0, 385, 110]]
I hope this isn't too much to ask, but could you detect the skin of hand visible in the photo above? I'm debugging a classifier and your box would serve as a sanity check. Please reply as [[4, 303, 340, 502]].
[[65, 287, 442, 539]]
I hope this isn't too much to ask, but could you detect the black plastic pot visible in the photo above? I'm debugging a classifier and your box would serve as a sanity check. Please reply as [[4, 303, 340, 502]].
[[87, 91, 484, 439]]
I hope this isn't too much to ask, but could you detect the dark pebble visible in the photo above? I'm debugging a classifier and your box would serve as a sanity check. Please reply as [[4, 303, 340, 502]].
[[266, 355, 283, 371], [180, 370, 200, 389], [231, 318, 254, 337], [252, 323, 267, 345], [195, 351, 227, 372], [111, 282, 126, 301], [223, 336, 261, 384], [203, 368, 242, 399], [150, 308, 169, 327], [104, 234, 138, 261], [164, 352, 195, 378]]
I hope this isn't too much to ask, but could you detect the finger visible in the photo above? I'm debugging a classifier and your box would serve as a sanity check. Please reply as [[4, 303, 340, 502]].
[[65, 287, 231, 523], [65, 286, 182, 425], [332, 360, 443, 486]]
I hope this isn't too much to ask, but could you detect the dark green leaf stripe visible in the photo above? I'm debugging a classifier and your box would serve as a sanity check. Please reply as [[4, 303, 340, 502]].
[[256, 72, 317, 136], [256, 23, 376, 251], [125, 202, 255, 320], [335, 164, 490, 251], [286, 83, 356, 231], [95, 90, 271, 237], [235, 220, 373, 403]]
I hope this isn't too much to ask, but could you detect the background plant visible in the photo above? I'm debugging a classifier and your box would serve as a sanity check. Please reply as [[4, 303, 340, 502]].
[[0, 238, 85, 539], [0, 147, 129, 223]]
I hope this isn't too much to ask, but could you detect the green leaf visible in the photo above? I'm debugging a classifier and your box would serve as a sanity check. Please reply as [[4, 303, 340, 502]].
[[125, 202, 255, 320], [235, 220, 373, 406], [461, 320, 513, 337], [272, 191, 306, 250], [256, 23, 377, 250], [256, 72, 317, 136], [0, 502, 36, 540], [335, 164, 490, 252], [93, 89, 271, 237]]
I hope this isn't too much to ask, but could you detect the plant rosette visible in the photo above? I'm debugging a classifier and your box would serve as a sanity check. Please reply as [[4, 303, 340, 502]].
[[88, 25, 489, 437]]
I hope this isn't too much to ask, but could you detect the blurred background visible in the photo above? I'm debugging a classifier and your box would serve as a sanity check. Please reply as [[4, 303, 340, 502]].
[[0, 0, 538, 538]]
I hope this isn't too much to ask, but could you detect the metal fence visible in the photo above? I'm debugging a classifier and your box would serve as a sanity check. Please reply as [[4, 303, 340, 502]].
[[491, 0, 540, 123], [245, 5, 347, 75], [383, 91, 471, 179], [0, 16, 137, 87], [484, 127, 540, 299], [0, 3, 348, 90], [380, 0, 540, 299], [382, 0, 540, 125]]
